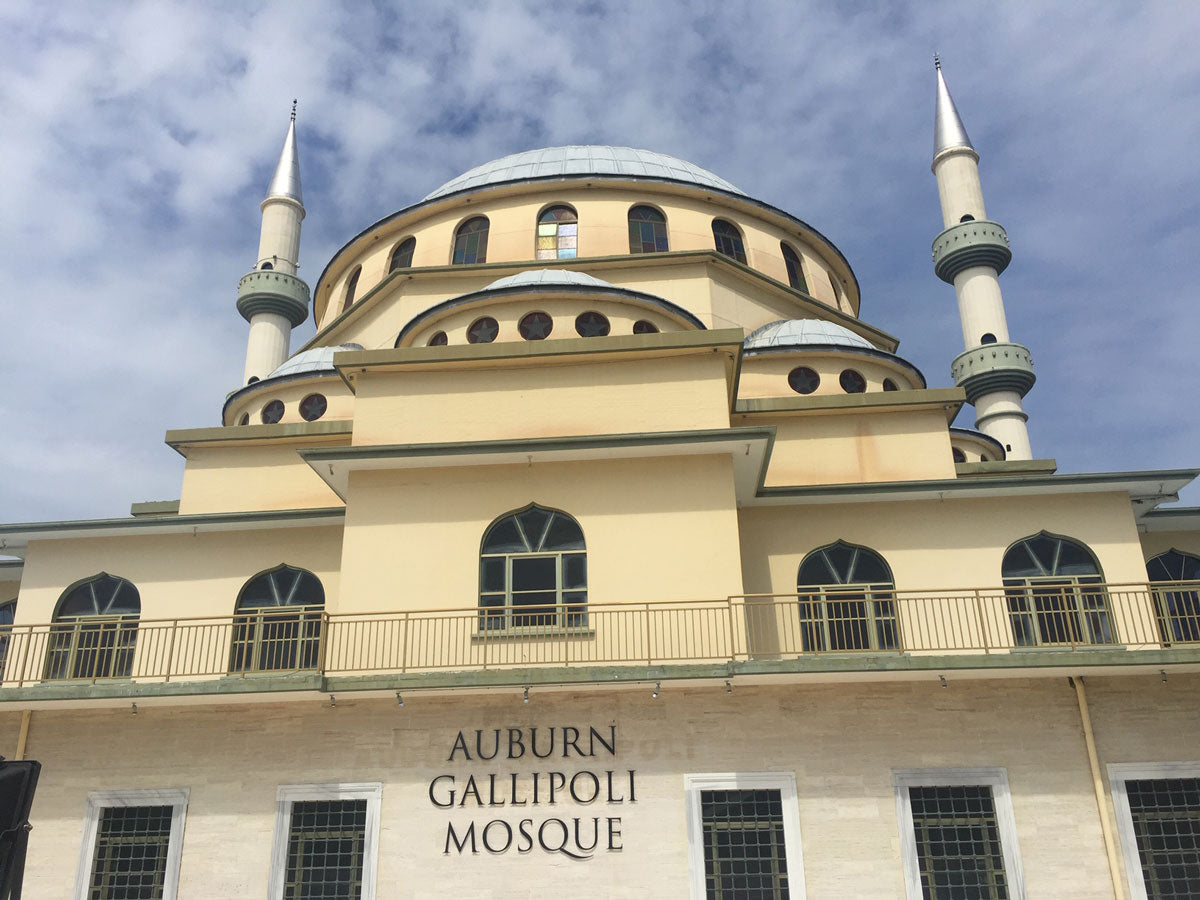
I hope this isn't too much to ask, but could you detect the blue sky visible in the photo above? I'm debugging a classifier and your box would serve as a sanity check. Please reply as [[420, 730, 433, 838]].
[[1, 1, 1198, 523]]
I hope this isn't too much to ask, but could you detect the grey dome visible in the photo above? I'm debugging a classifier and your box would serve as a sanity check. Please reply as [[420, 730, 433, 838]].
[[424, 146, 744, 201], [481, 269, 619, 292], [269, 343, 363, 379], [744, 319, 875, 352]]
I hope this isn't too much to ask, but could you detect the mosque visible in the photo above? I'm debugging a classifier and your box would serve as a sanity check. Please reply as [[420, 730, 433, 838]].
[[1, 64, 1198, 899]]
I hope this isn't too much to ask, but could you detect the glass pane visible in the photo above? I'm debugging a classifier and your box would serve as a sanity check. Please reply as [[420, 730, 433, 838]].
[[558, 223, 577, 236], [483, 518, 526, 553], [537, 223, 557, 236], [563, 554, 587, 589], [517, 508, 553, 549], [512, 556, 556, 592], [558, 235, 577, 249], [480, 558, 505, 592], [558, 248, 577, 258], [543, 513, 584, 550], [537, 235, 557, 249], [536, 249, 556, 259]]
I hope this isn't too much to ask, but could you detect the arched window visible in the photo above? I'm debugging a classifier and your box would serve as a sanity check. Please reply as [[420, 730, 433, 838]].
[[780, 242, 808, 293], [453, 217, 489, 265], [0, 599, 15, 676], [1147, 549, 1200, 643], [712, 219, 746, 264], [1002, 532, 1111, 646], [230, 565, 324, 672], [536, 206, 578, 259], [479, 505, 586, 631], [46, 574, 140, 680], [796, 541, 897, 651], [628, 206, 669, 254], [341, 266, 361, 315], [389, 237, 416, 272]]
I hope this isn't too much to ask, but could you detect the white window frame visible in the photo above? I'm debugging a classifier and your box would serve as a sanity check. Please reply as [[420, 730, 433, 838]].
[[1108, 760, 1200, 900], [74, 788, 189, 900], [268, 782, 383, 900], [893, 768, 1025, 900], [684, 772, 806, 900]]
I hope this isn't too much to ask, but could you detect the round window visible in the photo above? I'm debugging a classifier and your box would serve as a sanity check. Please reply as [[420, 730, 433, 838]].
[[238, 413, 249, 426], [261, 400, 284, 424], [518, 311, 553, 340], [839, 369, 866, 393], [467, 316, 499, 344], [575, 311, 610, 337], [428, 331, 448, 346], [787, 366, 820, 395], [882, 378, 899, 392], [632, 320, 659, 334], [299, 393, 327, 422]]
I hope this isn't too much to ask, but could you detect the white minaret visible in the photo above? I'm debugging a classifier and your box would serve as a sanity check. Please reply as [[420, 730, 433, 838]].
[[236, 102, 310, 385], [931, 59, 1035, 460]]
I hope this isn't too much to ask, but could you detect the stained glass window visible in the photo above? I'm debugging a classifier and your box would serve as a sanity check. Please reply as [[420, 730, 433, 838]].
[[628, 205, 669, 254], [780, 242, 808, 293], [452, 217, 489, 265], [230, 565, 324, 673], [299, 394, 327, 422], [908, 785, 1011, 899], [46, 574, 140, 680], [467, 316, 499, 344], [700, 789, 790, 899], [536, 206, 578, 260], [1002, 533, 1110, 647], [712, 219, 746, 263], [388, 237, 415, 272], [575, 311, 610, 337], [518, 311, 554, 340], [796, 541, 896, 651], [262, 400, 285, 424]]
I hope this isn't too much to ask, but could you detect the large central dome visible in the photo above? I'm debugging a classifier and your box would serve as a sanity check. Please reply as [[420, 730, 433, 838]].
[[423, 145, 745, 201]]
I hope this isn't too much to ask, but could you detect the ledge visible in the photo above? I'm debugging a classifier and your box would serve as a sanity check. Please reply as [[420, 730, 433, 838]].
[[734, 388, 963, 422], [129, 500, 181, 517], [955, 459, 1059, 477], [165, 420, 354, 456]]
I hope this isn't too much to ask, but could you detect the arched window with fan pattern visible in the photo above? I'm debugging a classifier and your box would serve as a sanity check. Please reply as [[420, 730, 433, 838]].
[[46, 573, 140, 679], [796, 541, 897, 651], [230, 564, 324, 672], [1147, 549, 1200, 643], [1002, 532, 1111, 646]]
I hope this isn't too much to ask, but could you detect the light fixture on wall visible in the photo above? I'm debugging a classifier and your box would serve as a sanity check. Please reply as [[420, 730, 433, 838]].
[[1161, 669, 1168, 683], [725, 680, 732, 693], [131, 703, 138, 715], [939, 675, 947, 689], [329, 694, 337, 707], [523, 686, 530, 704], [396, 693, 404, 707], [652, 682, 660, 699]]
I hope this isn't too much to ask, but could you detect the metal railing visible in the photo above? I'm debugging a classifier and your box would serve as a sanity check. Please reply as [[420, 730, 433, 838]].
[[1, 582, 1197, 688]]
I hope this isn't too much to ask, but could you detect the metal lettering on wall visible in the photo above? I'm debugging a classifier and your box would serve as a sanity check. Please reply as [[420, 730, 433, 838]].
[[431, 725, 634, 860]]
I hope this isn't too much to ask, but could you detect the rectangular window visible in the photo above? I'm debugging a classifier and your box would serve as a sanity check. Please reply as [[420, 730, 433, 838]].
[[894, 769, 1025, 900], [1110, 762, 1200, 900], [269, 783, 382, 900], [685, 773, 805, 900], [74, 789, 188, 900]]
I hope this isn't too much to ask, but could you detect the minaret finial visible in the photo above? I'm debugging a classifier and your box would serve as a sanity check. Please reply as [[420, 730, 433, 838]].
[[265, 108, 303, 205], [933, 53, 941, 70], [933, 59, 975, 161], [291, 99, 297, 122]]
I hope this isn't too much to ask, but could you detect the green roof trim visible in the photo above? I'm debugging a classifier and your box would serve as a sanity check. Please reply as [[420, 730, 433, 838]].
[[955, 459, 1058, 477], [129, 500, 181, 517], [734, 388, 964, 417], [165, 420, 353, 455]]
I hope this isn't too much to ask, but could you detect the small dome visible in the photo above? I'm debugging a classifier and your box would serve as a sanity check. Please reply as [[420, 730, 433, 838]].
[[424, 146, 744, 201], [744, 319, 875, 352], [269, 343, 363, 379], [481, 269, 619, 292]]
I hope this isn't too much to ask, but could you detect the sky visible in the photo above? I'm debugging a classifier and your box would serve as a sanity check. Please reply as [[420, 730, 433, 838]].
[[1, 1, 1198, 524]]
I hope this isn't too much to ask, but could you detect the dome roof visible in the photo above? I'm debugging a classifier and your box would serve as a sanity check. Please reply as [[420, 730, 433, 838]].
[[744, 319, 875, 352], [269, 343, 363, 379], [423, 146, 744, 201], [481, 269, 619, 292]]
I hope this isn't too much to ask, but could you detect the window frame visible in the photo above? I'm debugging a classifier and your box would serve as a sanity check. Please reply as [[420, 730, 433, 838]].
[[684, 772, 806, 900], [1108, 761, 1200, 900], [711, 218, 747, 264], [1002, 532, 1111, 647], [230, 565, 324, 674], [796, 541, 899, 652], [74, 788, 189, 900], [388, 236, 416, 272], [451, 216, 490, 265], [628, 204, 669, 254], [1146, 549, 1200, 644], [780, 241, 808, 293], [47, 573, 141, 681], [268, 782, 383, 900], [893, 768, 1025, 900], [535, 204, 578, 260]]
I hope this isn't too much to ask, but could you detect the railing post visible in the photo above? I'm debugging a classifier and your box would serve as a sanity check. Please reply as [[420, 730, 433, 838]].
[[726, 598, 738, 662], [644, 603, 652, 666], [316, 612, 330, 674], [14, 627, 34, 687], [163, 620, 178, 682], [399, 613, 409, 674], [973, 589, 990, 653]]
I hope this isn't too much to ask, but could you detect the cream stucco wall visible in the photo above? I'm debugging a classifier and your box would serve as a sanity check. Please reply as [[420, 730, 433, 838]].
[[177, 444, 345, 514], [738, 352, 921, 401]]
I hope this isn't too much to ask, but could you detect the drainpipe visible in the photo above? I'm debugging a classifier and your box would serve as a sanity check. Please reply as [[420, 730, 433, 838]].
[[1070, 676, 1126, 900], [14, 710, 31, 760]]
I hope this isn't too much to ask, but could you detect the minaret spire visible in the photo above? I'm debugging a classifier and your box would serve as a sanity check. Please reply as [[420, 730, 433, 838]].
[[929, 61, 1035, 461], [266, 99, 303, 205]]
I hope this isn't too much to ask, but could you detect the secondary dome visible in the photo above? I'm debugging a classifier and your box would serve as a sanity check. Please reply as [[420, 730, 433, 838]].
[[481, 269, 619, 292], [423, 146, 745, 201], [744, 319, 875, 352], [269, 343, 363, 379]]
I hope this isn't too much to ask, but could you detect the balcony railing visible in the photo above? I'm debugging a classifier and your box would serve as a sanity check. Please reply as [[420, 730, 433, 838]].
[[1, 582, 1198, 689]]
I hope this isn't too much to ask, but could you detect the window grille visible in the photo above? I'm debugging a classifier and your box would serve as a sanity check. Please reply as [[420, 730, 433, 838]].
[[283, 800, 368, 900], [908, 785, 1010, 899], [88, 805, 174, 900], [1124, 777, 1200, 899], [700, 789, 790, 899]]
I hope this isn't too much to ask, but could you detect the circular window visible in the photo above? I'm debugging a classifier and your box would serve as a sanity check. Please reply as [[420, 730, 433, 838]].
[[787, 366, 820, 395], [428, 331, 448, 346], [839, 369, 866, 393], [952, 448, 966, 463], [518, 311, 553, 340], [261, 400, 284, 424], [238, 413, 249, 426], [299, 393, 327, 422], [575, 311, 610, 337], [981, 333, 997, 344], [632, 320, 659, 334], [882, 378, 899, 392], [467, 316, 499, 344]]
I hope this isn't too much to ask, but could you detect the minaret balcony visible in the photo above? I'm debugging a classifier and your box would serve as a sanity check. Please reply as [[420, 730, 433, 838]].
[[236, 269, 310, 327], [932, 220, 1012, 283], [951, 342, 1035, 403]]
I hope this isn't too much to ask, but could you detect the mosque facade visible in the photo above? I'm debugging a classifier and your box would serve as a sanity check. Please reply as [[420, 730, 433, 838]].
[[1, 65, 1199, 899]]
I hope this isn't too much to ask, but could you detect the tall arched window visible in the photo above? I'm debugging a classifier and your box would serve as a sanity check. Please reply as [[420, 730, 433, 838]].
[[780, 242, 808, 293], [341, 266, 361, 315], [46, 574, 140, 680], [712, 219, 747, 264], [536, 205, 578, 259], [453, 217, 490, 265], [796, 541, 897, 651], [479, 504, 586, 631], [628, 206, 669, 254], [1002, 532, 1111, 646], [0, 599, 15, 677], [1147, 549, 1200, 643], [389, 237, 416, 272], [230, 565, 324, 672]]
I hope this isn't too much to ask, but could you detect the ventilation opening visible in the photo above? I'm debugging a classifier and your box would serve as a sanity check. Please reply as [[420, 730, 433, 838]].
[[981, 333, 997, 344], [1005, 444, 1012, 451], [959, 214, 975, 222], [247, 376, 260, 384], [260, 261, 274, 270]]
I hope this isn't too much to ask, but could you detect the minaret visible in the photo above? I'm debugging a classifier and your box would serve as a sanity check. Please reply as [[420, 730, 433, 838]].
[[236, 102, 310, 385], [930, 59, 1035, 460]]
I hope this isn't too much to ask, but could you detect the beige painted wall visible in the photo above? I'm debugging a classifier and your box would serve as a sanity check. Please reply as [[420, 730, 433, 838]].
[[178, 445, 344, 514], [337, 454, 744, 614], [1138, 528, 1200, 561], [8, 675, 1196, 899], [738, 352, 920, 401], [225, 374, 355, 427]]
